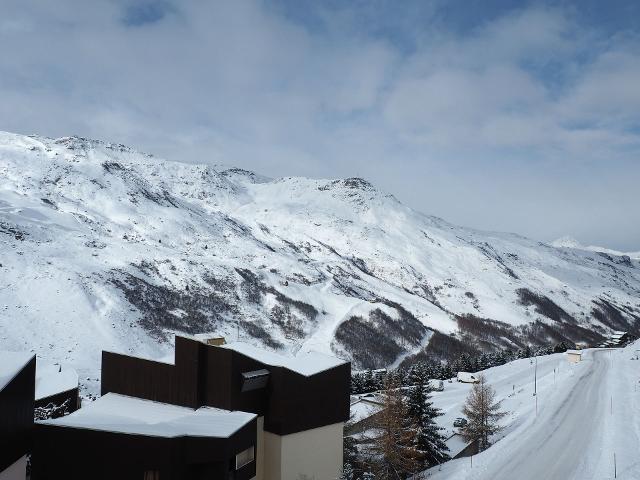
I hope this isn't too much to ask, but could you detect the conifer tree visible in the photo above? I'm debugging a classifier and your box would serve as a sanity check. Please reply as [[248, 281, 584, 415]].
[[461, 374, 507, 451], [368, 375, 420, 479], [406, 375, 450, 469]]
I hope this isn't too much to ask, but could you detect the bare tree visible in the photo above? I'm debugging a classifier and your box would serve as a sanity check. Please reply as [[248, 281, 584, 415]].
[[367, 375, 421, 479], [461, 374, 506, 451]]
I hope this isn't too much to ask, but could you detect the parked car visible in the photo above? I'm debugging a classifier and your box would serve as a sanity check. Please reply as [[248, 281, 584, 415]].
[[453, 417, 468, 428], [457, 372, 479, 383]]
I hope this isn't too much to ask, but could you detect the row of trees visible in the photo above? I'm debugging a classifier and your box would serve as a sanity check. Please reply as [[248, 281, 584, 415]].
[[343, 372, 506, 480], [343, 373, 450, 479], [351, 342, 570, 394]]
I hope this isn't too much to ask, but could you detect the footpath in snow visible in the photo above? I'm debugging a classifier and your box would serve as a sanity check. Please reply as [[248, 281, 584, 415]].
[[426, 341, 640, 480]]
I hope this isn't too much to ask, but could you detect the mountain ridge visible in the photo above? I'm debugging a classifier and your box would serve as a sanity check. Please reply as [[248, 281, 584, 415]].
[[1, 131, 639, 391]]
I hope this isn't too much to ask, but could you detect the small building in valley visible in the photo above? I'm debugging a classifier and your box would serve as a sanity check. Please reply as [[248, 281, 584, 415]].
[[565, 349, 582, 363], [0, 351, 36, 480], [445, 433, 480, 460], [346, 393, 384, 436]]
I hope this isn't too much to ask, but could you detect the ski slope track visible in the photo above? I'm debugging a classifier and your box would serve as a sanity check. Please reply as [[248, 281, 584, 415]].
[[0, 131, 639, 390]]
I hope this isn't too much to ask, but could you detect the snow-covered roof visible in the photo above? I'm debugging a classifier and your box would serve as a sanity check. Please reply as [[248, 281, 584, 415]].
[[565, 349, 582, 355], [39, 393, 256, 438], [35, 363, 79, 401], [0, 351, 33, 392], [350, 398, 383, 424], [220, 342, 347, 376], [445, 433, 473, 458]]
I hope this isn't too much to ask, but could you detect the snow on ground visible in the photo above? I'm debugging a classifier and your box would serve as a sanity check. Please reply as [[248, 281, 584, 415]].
[[35, 363, 79, 400], [426, 342, 640, 479]]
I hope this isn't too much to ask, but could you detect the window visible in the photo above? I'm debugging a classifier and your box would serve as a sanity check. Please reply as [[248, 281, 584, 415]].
[[144, 471, 160, 480], [241, 369, 269, 392], [235, 446, 255, 470]]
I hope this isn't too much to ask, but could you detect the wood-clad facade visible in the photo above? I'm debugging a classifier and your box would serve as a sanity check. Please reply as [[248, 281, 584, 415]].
[[33, 336, 350, 480], [101, 336, 350, 435], [0, 355, 35, 476], [32, 418, 257, 480], [34, 387, 80, 414]]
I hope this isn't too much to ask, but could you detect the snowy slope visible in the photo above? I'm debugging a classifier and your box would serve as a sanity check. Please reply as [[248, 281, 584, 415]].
[[426, 342, 640, 480], [552, 236, 640, 261], [1, 131, 639, 387]]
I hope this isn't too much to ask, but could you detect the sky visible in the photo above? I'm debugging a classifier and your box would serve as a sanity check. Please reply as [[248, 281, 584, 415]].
[[1, 0, 639, 251]]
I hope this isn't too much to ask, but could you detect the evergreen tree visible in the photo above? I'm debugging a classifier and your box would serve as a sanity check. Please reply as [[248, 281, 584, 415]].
[[461, 374, 507, 451], [351, 373, 364, 394], [339, 463, 355, 480], [363, 370, 376, 393], [459, 352, 474, 372], [406, 375, 450, 469]]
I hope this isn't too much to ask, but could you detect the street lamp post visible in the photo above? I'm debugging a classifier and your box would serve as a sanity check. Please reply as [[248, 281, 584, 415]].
[[533, 356, 537, 396]]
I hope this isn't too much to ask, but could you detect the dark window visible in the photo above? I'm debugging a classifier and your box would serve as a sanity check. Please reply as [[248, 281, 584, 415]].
[[241, 369, 269, 392]]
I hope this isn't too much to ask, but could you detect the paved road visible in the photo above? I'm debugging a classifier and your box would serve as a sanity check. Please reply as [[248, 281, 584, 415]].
[[484, 350, 610, 480]]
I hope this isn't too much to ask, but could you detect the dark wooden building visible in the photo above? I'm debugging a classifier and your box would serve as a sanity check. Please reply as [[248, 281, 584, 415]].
[[33, 393, 257, 480], [0, 351, 36, 480], [33, 336, 350, 480], [100, 337, 350, 435]]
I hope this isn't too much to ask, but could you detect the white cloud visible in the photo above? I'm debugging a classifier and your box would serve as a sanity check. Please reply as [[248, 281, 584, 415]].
[[0, 0, 638, 249]]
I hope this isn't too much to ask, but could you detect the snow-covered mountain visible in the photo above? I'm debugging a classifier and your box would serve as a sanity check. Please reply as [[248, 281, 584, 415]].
[[551, 236, 640, 261], [1, 131, 639, 384]]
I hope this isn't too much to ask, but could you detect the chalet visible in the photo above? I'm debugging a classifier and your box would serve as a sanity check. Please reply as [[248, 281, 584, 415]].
[[0, 351, 36, 480], [445, 433, 479, 460], [609, 331, 629, 347], [598, 331, 630, 348], [346, 393, 384, 436], [565, 350, 582, 363], [33, 336, 350, 480], [34, 363, 80, 415]]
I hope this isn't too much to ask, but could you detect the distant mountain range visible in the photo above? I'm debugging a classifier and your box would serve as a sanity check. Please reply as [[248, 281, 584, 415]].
[[1, 131, 638, 387]]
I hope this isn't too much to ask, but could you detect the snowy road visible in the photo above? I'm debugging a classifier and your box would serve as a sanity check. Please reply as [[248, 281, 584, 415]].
[[482, 350, 610, 479], [429, 344, 640, 480]]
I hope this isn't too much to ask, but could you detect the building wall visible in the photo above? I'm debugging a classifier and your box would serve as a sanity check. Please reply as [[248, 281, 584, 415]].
[[33, 421, 257, 480], [263, 422, 344, 480], [0, 357, 35, 474], [35, 387, 80, 414], [255, 417, 265, 480], [101, 337, 351, 437], [567, 354, 581, 363], [0, 455, 26, 480]]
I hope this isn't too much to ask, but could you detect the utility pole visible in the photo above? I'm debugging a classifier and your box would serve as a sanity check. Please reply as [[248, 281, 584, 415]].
[[533, 356, 538, 396]]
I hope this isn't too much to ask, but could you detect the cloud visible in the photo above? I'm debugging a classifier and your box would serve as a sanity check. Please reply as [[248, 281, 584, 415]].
[[0, 0, 638, 249]]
